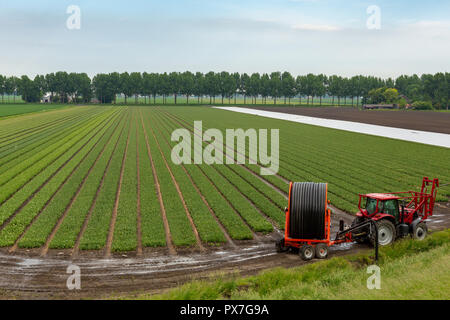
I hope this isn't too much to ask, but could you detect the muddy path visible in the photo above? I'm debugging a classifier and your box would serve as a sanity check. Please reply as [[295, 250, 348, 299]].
[[0, 202, 448, 300], [247, 107, 450, 134]]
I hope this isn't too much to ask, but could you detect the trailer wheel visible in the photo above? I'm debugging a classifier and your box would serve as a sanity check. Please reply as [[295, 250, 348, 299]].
[[276, 238, 287, 253], [412, 222, 428, 241], [370, 219, 396, 246], [299, 245, 314, 261], [315, 243, 329, 259]]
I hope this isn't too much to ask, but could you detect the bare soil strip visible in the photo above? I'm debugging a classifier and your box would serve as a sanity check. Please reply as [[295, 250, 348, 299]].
[[0, 111, 121, 233], [8, 113, 121, 253], [135, 116, 143, 256], [71, 116, 127, 258], [139, 110, 176, 255], [40, 113, 124, 256], [148, 117, 205, 252], [104, 114, 132, 258]]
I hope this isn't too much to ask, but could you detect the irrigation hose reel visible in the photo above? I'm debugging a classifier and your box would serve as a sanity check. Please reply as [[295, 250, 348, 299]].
[[280, 182, 379, 261]]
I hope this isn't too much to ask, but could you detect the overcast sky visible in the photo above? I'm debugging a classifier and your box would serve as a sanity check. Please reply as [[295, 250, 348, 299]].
[[1, 0, 449, 78]]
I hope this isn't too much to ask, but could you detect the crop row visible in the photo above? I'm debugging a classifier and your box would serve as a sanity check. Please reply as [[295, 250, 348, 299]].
[[0, 109, 103, 174], [0, 107, 100, 151], [163, 107, 450, 212], [0, 109, 124, 228], [0, 107, 101, 157], [49, 110, 128, 249], [111, 110, 139, 252], [78, 111, 132, 250], [154, 122, 253, 240], [141, 112, 197, 246], [153, 110, 287, 221], [145, 109, 227, 244], [151, 110, 273, 233], [0, 109, 118, 204], [0, 106, 91, 141], [136, 110, 167, 247], [17, 110, 123, 248], [0, 109, 124, 247]]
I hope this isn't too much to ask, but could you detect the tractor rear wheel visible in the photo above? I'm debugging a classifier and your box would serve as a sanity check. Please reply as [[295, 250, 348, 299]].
[[315, 243, 329, 259], [412, 222, 428, 241], [370, 220, 396, 246], [299, 245, 315, 261]]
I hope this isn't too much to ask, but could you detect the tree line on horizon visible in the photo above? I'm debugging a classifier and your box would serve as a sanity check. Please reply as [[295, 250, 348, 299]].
[[0, 71, 448, 109]]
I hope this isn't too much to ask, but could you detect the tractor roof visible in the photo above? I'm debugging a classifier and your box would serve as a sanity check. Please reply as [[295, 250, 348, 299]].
[[363, 193, 401, 200]]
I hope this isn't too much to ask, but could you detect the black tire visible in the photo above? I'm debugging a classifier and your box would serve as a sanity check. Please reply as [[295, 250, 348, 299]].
[[315, 243, 329, 259], [276, 238, 287, 253], [412, 222, 428, 241], [299, 245, 315, 261], [370, 219, 396, 246], [351, 217, 369, 243]]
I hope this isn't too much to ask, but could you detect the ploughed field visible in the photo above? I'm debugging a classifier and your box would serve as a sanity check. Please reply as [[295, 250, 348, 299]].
[[250, 106, 450, 134], [0, 106, 448, 255]]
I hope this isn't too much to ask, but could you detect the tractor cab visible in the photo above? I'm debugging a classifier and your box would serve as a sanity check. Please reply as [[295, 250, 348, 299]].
[[358, 193, 401, 221]]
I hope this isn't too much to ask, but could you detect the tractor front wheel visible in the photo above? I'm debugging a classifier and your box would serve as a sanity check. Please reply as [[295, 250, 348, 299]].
[[371, 220, 396, 246], [299, 245, 314, 261], [412, 222, 428, 241]]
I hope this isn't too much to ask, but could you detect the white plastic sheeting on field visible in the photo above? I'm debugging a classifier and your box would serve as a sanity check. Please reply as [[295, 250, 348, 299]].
[[213, 107, 450, 149]]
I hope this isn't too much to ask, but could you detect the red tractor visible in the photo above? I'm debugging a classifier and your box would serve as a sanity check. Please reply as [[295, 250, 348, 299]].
[[351, 177, 439, 246]]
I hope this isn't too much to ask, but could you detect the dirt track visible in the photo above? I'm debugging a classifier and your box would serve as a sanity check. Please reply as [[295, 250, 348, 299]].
[[249, 107, 450, 134]]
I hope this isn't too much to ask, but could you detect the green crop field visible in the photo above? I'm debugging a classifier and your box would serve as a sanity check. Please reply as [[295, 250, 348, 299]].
[[0, 104, 70, 118], [0, 105, 448, 254]]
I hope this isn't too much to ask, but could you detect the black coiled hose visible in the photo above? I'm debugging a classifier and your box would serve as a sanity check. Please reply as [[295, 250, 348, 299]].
[[289, 182, 327, 240]]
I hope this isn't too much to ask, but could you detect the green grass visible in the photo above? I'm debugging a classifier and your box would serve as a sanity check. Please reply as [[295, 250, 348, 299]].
[[131, 229, 450, 300]]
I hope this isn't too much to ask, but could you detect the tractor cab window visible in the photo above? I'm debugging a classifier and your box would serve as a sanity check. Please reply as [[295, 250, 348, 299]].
[[383, 200, 399, 218], [365, 198, 379, 214]]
